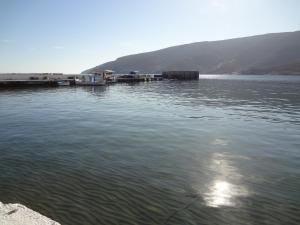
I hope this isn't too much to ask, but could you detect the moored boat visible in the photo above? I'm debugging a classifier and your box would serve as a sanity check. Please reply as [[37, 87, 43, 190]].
[[57, 80, 71, 86], [75, 73, 106, 86]]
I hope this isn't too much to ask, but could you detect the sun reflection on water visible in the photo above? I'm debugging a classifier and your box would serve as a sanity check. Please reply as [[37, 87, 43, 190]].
[[203, 152, 249, 208], [205, 181, 236, 207]]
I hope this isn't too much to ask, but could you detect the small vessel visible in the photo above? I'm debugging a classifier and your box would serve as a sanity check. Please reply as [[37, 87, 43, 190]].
[[75, 73, 106, 86], [104, 70, 117, 84], [57, 80, 71, 86]]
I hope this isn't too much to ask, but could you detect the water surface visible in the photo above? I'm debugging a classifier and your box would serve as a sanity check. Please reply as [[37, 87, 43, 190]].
[[0, 75, 300, 225]]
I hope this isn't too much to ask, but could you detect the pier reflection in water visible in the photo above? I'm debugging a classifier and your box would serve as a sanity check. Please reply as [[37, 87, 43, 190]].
[[0, 75, 300, 225]]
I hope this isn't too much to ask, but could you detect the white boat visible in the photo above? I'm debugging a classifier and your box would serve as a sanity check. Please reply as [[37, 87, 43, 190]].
[[75, 74, 106, 86], [57, 80, 71, 86]]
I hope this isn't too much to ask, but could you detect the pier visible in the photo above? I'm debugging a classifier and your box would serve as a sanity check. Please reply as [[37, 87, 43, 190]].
[[0, 80, 60, 87], [0, 71, 199, 88]]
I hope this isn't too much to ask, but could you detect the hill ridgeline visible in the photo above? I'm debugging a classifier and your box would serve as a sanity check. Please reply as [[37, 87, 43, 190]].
[[83, 31, 300, 75]]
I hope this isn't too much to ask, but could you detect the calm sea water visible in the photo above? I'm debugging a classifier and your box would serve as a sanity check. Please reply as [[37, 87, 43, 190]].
[[0, 75, 300, 225]]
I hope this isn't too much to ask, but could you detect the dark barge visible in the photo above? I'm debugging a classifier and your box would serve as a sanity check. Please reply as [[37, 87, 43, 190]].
[[162, 71, 199, 80]]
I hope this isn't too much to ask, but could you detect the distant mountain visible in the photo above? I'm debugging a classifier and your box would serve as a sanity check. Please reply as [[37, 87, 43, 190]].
[[83, 31, 300, 75]]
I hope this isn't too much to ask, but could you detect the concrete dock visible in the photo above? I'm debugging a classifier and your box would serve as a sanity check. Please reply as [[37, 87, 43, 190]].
[[0, 71, 199, 88], [0, 201, 60, 225], [0, 80, 59, 87], [0, 73, 76, 87]]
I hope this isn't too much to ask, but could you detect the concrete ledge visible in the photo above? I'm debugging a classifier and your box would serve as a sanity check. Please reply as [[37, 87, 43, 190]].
[[0, 202, 60, 225]]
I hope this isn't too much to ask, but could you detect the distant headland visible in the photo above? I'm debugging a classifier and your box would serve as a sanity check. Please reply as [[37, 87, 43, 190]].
[[83, 31, 300, 75]]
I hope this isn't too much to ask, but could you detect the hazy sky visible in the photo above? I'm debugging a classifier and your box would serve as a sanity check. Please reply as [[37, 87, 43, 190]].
[[0, 0, 299, 73]]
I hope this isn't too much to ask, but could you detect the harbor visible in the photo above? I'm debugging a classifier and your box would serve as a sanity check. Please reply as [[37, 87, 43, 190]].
[[0, 71, 199, 88], [1, 75, 300, 225]]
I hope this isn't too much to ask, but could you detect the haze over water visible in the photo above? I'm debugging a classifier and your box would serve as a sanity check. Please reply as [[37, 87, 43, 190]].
[[0, 75, 299, 225]]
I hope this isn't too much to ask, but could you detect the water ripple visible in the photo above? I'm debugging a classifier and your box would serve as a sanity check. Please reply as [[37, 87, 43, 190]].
[[0, 75, 300, 225]]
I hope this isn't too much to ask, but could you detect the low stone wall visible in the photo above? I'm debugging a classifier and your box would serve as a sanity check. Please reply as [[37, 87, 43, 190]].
[[0, 201, 60, 225]]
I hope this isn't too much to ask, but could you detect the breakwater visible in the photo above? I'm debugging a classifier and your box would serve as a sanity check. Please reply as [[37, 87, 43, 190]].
[[0, 71, 199, 87]]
